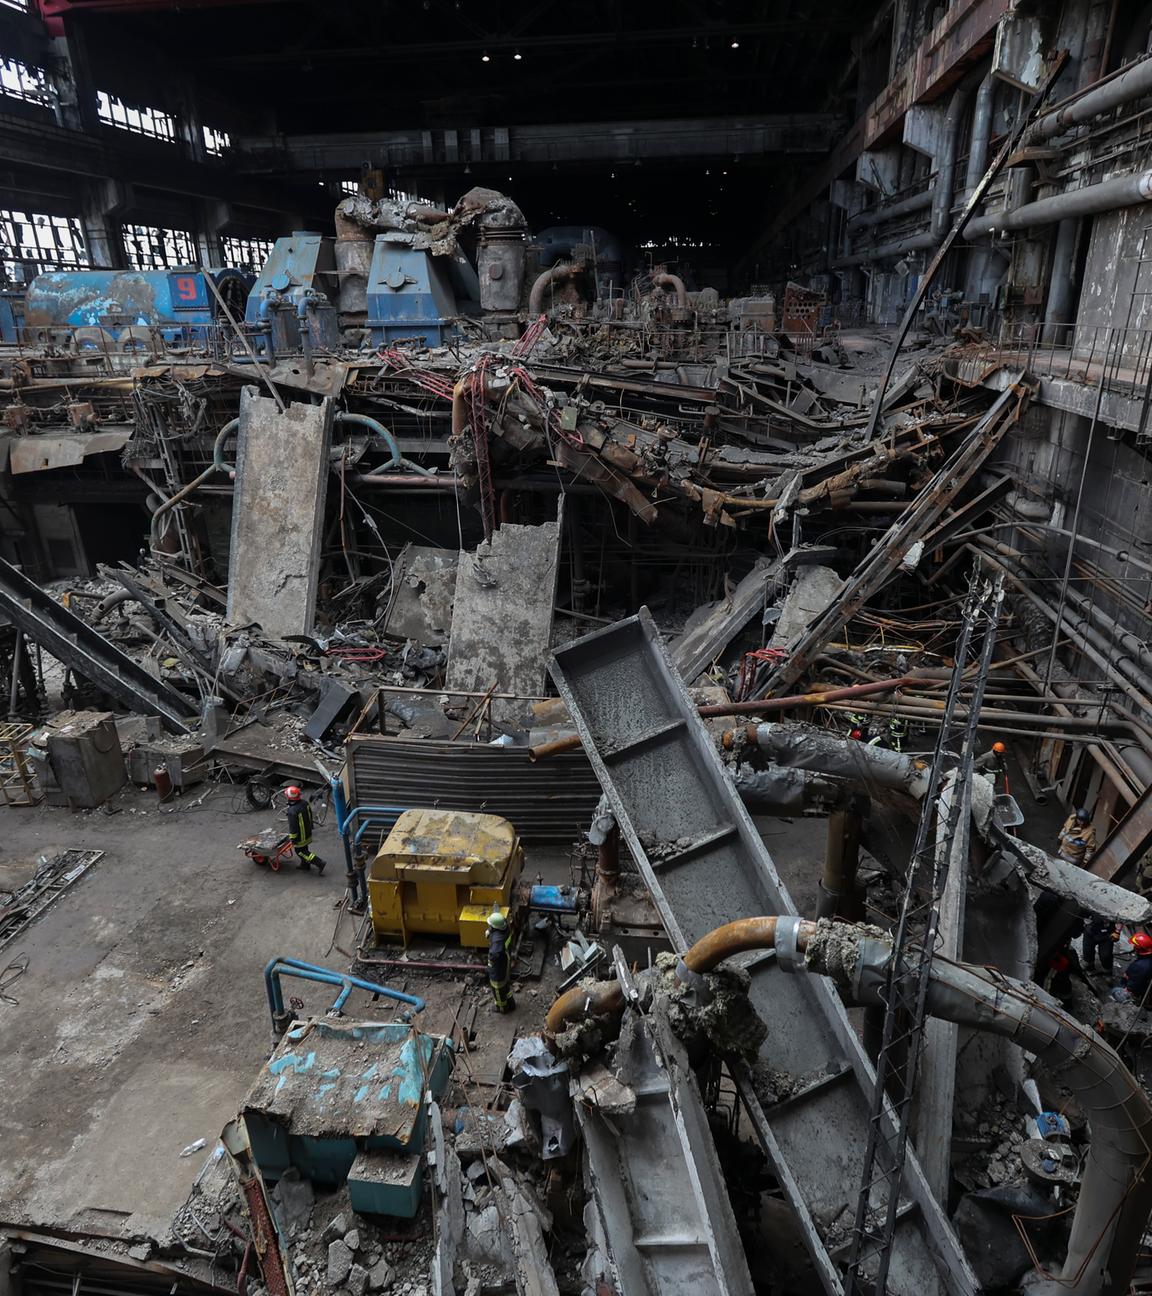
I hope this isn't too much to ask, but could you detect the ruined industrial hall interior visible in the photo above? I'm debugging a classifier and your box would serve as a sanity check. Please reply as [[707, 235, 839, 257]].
[[13, 1, 1152, 1294]]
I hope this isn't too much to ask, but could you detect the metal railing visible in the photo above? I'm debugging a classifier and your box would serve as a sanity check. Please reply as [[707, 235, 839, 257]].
[[970, 320, 1152, 438]]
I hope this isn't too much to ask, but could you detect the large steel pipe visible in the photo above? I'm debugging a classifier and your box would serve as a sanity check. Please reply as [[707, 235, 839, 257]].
[[1029, 55, 1152, 142], [966, 169, 1152, 239]]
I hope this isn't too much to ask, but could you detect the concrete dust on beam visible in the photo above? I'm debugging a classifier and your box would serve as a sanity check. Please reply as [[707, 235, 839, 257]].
[[768, 565, 845, 651], [226, 387, 334, 639]]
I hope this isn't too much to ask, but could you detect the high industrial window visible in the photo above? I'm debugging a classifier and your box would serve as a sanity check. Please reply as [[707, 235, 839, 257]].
[[203, 124, 230, 157], [340, 179, 359, 196], [222, 235, 274, 272], [0, 209, 88, 285], [0, 0, 30, 11], [0, 55, 49, 105], [96, 90, 175, 142], [122, 223, 196, 270]]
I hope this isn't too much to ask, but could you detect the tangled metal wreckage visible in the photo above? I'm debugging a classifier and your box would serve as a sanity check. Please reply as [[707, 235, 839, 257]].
[[7, 190, 1152, 1296]]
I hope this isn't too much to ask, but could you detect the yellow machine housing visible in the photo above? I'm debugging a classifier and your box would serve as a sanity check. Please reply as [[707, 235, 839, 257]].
[[368, 809, 524, 948]]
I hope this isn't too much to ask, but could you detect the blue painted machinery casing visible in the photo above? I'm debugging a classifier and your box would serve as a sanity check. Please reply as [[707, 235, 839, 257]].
[[24, 267, 252, 350], [244, 231, 339, 356], [366, 233, 456, 348], [0, 289, 25, 344], [241, 1019, 452, 1214]]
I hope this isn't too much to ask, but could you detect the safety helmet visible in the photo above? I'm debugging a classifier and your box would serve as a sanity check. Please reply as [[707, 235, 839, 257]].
[[487, 910, 508, 930], [1132, 932, 1152, 953], [285, 785, 302, 801], [992, 741, 1006, 754], [1075, 807, 1090, 822]]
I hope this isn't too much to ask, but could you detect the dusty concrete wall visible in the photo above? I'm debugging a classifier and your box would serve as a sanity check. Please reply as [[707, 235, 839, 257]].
[[226, 388, 333, 638]]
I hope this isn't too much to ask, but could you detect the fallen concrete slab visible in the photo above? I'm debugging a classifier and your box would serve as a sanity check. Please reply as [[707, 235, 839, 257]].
[[227, 388, 334, 639], [446, 508, 563, 723]]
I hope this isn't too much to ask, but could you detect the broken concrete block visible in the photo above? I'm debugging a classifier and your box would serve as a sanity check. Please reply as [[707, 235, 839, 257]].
[[328, 1238, 354, 1286], [463, 1203, 505, 1264], [347, 1262, 370, 1296], [368, 1258, 395, 1291], [344, 1228, 361, 1252], [324, 1213, 349, 1243]]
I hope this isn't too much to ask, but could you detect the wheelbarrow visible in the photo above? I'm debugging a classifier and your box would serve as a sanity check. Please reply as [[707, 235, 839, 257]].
[[239, 829, 294, 872]]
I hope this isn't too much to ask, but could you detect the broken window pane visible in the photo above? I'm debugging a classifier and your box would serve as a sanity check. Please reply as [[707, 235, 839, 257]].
[[121, 223, 196, 270], [0, 55, 50, 105], [0, 208, 88, 284], [203, 124, 230, 157], [96, 90, 175, 142], [221, 234, 274, 272]]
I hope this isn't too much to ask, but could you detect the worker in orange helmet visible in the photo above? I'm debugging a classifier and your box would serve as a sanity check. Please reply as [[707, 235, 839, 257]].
[[284, 785, 326, 874], [975, 740, 1008, 784]]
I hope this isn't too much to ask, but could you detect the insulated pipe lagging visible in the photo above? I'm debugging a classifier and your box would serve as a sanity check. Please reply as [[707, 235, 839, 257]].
[[931, 83, 974, 242], [847, 189, 934, 230], [729, 722, 931, 799]]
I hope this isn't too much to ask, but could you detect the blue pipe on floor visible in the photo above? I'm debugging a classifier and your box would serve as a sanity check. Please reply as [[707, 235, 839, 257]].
[[264, 956, 424, 1029]]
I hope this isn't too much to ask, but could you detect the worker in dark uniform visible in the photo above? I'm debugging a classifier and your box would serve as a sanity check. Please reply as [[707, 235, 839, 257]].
[[1082, 912, 1120, 976], [284, 785, 326, 873], [486, 910, 515, 1013]]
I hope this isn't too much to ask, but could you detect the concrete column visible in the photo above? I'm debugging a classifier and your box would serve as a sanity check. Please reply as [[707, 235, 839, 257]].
[[80, 179, 129, 268], [196, 199, 231, 267]]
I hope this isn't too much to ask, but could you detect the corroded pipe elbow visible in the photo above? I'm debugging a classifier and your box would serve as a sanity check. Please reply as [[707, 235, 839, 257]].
[[528, 261, 585, 314], [681, 916, 816, 973], [652, 271, 688, 308], [544, 979, 624, 1042]]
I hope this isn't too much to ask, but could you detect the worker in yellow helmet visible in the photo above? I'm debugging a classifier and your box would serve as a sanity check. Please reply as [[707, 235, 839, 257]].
[[486, 910, 516, 1013]]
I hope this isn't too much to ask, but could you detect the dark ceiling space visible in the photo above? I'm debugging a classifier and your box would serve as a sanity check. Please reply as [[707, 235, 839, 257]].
[[84, 0, 878, 131], [45, 0, 889, 274]]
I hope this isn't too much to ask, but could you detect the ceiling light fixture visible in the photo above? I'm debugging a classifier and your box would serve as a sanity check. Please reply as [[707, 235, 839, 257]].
[[730, 39, 740, 48], [481, 51, 490, 62], [513, 49, 523, 60]]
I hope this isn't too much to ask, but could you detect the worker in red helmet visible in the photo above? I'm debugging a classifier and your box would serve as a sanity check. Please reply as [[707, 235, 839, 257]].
[[284, 785, 326, 874], [1123, 931, 1152, 1001]]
